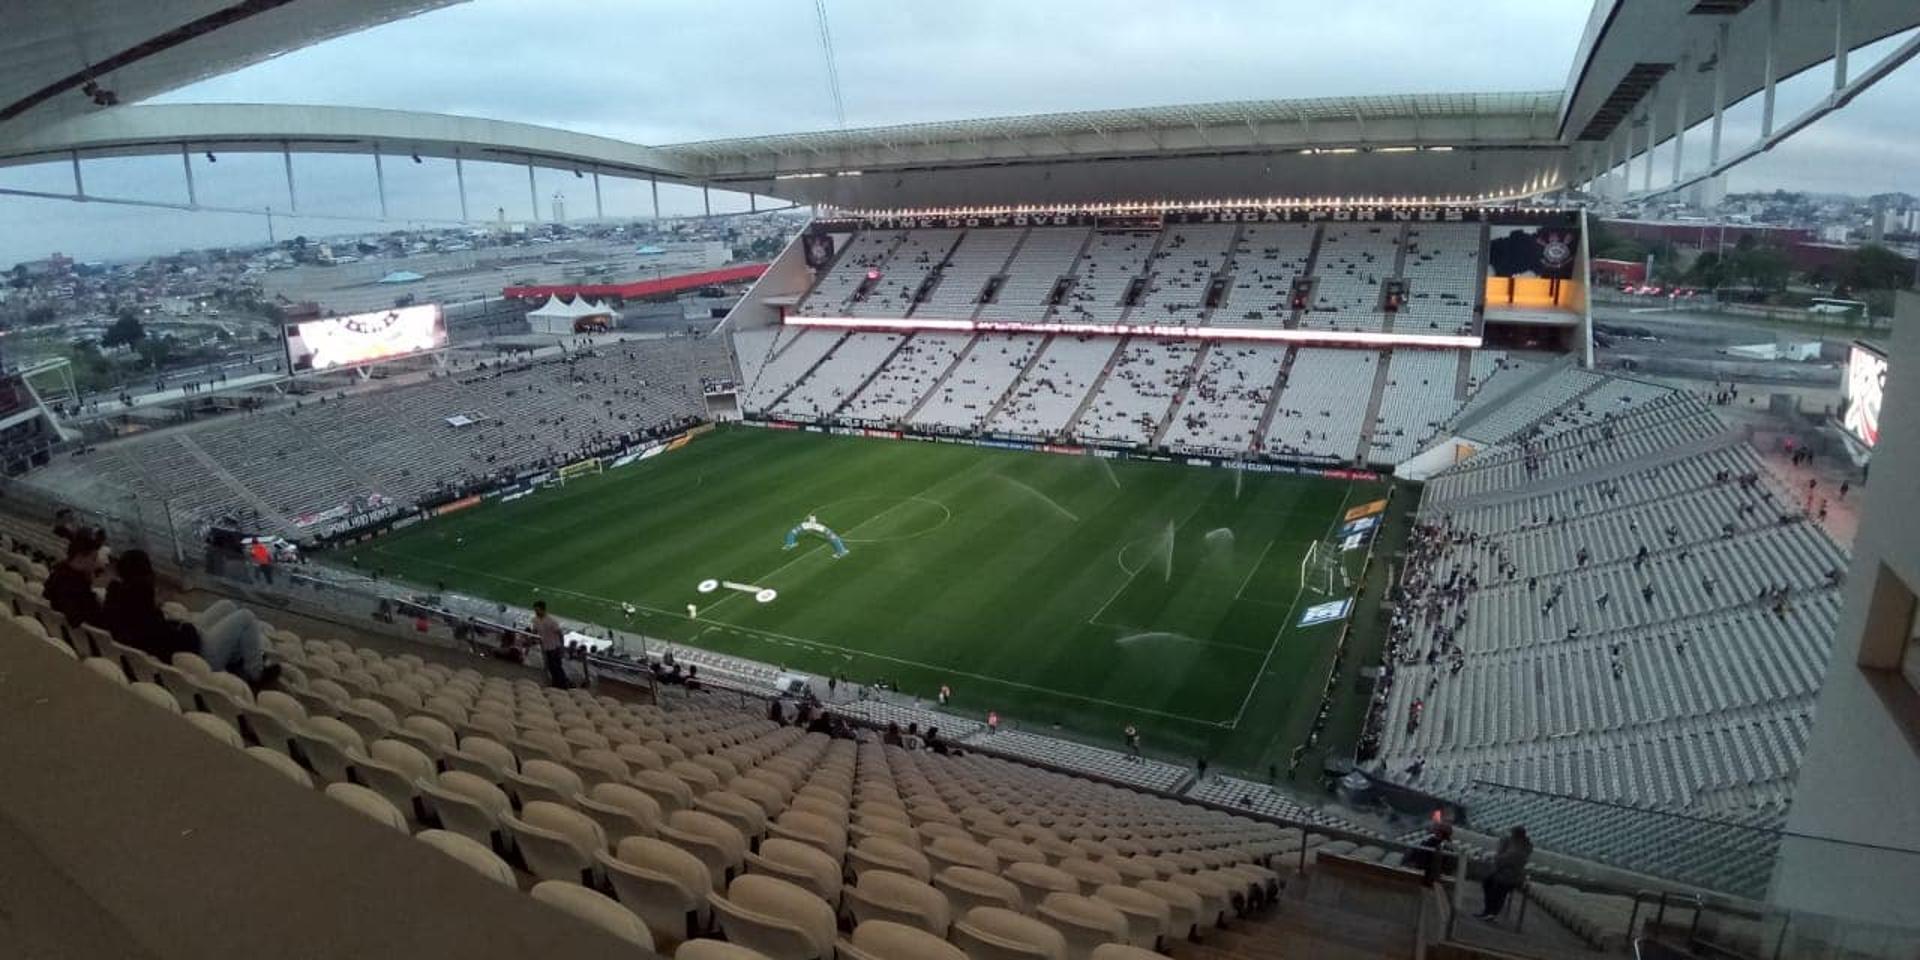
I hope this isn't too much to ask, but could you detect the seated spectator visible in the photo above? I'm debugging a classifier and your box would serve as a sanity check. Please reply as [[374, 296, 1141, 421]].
[[102, 550, 197, 659], [44, 530, 106, 629]]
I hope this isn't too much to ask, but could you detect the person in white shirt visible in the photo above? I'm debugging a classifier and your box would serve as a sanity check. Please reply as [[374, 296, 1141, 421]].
[[531, 600, 569, 689]]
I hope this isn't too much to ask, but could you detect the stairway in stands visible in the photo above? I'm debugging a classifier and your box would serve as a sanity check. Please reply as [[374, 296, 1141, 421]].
[[1248, 346, 1299, 456], [901, 333, 980, 424], [1150, 341, 1213, 448], [172, 434, 296, 531], [1061, 336, 1130, 439], [1170, 859, 1611, 960], [1288, 225, 1327, 330], [760, 331, 851, 413], [1380, 223, 1412, 334], [1354, 348, 1395, 463], [979, 333, 1057, 428], [832, 334, 915, 418]]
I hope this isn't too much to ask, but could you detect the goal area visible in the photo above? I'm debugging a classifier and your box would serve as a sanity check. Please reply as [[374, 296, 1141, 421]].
[[1299, 539, 1352, 596]]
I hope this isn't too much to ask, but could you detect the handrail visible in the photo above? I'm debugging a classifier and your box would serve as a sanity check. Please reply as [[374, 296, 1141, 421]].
[[1473, 779, 1920, 860]]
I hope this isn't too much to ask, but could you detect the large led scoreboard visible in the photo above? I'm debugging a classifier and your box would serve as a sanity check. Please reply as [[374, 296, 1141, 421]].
[[1841, 340, 1888, 449], [284, 304, 447, 373]]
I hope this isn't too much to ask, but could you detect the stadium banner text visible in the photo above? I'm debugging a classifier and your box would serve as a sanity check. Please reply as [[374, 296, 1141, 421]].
[[748, 417, 1384, 482], [783, 314, 1481, 349], [816, 206, 1580, 233]]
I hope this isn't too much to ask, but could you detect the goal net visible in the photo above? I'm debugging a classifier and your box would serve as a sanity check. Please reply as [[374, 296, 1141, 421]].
[[1299, 539, 1352, 596]]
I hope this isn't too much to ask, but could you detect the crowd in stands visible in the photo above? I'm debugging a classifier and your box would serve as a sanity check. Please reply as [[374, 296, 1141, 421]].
[[1355, 375, 1845, 894], [34, 338, 725, 538], [795, 219, 1482, 335], [11, 519, 1385, 959]]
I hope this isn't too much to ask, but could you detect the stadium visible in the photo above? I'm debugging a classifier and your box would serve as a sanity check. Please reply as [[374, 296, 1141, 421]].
[[3, 2, 1920, 959]]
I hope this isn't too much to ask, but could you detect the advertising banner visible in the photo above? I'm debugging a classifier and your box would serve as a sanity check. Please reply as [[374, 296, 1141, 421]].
[[1298, 599, 1353, 627]]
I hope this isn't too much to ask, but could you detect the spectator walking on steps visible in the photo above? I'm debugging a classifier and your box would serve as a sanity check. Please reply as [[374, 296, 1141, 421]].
[[1475, 826, 1533, 921], [531, 600, 569, 689]]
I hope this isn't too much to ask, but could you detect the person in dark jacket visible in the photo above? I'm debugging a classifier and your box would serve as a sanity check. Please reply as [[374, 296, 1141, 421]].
[[1476, 826, 1533, 920], [102, 549, 198, 659], [43, 531, 105, 629]]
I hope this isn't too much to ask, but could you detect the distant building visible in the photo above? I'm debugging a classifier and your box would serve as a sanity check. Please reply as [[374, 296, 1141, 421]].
[[1684, 174, 1726, 211]]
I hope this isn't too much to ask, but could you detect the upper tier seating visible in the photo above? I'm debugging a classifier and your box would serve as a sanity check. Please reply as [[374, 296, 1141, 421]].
[[915, 229, 1025, 320], [850, 230, 963, 318], [1056, 232, 1158, 325], [1131, 225, 1238, 325], [1301, 224, 1398, 332], [976, 228, 1090, 324], [1215, 224, 1316, 329], [795, 230, 898, 316], [1, 550, 1319, 960], [1396, 224, 1480, 335]]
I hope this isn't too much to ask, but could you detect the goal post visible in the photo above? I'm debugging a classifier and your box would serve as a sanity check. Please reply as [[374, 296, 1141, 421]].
[[1299, 539, 1351, 596]]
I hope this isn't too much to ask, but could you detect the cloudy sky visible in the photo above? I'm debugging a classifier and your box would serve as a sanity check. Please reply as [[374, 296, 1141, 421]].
[[3, 0, 1919, 265]]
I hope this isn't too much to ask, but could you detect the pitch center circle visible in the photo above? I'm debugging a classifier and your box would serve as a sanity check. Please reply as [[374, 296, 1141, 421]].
[[806, 496, 952, 543]]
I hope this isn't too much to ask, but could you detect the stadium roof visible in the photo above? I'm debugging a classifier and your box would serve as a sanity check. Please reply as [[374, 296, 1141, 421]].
[[0, 0, 458, 141], [2, 0, 1917, 213], [666, 92, 1562, 164], [669, 92, 1571, 209]]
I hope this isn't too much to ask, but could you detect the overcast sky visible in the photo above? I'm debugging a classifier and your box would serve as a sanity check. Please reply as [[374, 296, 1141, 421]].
[[4, 0, 1919, 265]]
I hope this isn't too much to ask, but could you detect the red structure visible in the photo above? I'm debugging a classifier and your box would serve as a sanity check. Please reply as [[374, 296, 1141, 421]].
[[503, 263, 767, 302], [1591, 258, 1647, 286]]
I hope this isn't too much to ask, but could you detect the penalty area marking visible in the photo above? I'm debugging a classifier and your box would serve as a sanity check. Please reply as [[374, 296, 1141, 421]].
[[698, 578, 777, 603], [1225, 481, 1361, 730]]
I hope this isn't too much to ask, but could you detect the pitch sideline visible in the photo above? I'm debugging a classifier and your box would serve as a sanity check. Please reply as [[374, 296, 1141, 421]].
[[365, 544, 1235, 728]]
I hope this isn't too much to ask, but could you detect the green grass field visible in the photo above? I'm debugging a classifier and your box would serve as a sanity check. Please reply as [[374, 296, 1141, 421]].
[[362, 425, 1384, 772]]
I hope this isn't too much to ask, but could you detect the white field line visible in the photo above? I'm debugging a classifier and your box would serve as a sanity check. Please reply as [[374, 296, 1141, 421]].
[[367, 546, 1227, 726], [1226, 481, 1362, 729]]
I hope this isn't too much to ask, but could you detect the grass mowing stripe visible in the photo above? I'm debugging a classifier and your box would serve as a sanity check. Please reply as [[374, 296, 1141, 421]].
[[361, 424, 1380, 767]]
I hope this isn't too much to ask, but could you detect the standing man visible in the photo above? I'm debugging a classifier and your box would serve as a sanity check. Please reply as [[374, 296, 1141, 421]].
[[531, 600, 569, 689], [1124, 724, 1142, 761], [249, 540, 274, 585], [1474, 826, 1533, 921]]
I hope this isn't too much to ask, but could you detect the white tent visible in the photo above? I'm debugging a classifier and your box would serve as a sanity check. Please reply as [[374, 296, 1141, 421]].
[[525, 295, 618, 334]]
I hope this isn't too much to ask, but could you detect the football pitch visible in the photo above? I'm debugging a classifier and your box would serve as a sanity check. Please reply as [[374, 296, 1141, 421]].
[[363, 425, 1384, 771]]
